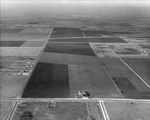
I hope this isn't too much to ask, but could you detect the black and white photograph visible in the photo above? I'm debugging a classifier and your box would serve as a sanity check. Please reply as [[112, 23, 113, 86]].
[[0, 0, 150, 119]]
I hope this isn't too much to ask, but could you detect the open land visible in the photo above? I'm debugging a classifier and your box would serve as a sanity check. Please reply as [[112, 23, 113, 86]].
[[1, 17, 150, 120]]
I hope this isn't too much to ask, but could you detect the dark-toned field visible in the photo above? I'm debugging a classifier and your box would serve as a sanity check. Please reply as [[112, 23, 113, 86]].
[[44, 42, 96, 56], [49, 37, 122, 42], [0, 28, 23, 33], [122, 58, 150, 86], [22, 62, 69, 98], [112, 31, 136, 34], [27, 22, 39, 24], [49, 38, 87, 42], [51, 27, 83, 38], [100, 58, 150, 92], [82, 30, 113, 36], [112, 77, 150, 99], [39, 52, 99, 65], [86, 37, 127, 43], [0, 41, 25, 47], [139, 44, 150, 49]]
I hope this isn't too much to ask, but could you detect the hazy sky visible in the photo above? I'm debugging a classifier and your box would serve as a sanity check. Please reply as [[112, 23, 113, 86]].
[[1, 0, 150, 21]]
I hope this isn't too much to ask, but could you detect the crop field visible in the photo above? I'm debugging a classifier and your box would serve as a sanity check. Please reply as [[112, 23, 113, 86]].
[[0, 47, 43, 56], [50, 27, 83, 38], [68, 64, 122, 98], [49, 38, 87, 42], [22, 58, 122, 98], [112, 31, 136, 34], [1, 33, 49, 41], [123, 58, 150, 86], [44, 42, 96, 56], [0, 41, 25, 47], [100, 58, 150, 93], [87, 37, 127, 43], [82, 30, 114, 36], [39, 52, 99, 65], [112, 77, 149, 99], [1, 20, 150, 120], [20, 41, 46, 47], [0, 28, 23, 33], [22, 62, 69, 98]]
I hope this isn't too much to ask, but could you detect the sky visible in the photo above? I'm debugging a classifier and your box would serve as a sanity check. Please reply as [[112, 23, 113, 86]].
[[1, 0, 150, 21]]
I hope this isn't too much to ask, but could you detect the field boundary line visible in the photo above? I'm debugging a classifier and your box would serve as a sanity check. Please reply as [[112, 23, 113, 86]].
[[108, 46, 150, 88], [99, 101, 110, 120]]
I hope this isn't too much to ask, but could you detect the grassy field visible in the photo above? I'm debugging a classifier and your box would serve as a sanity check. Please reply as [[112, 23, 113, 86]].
[[1, 72, 28, 98], [104, 101, 150, 120], [12, 101, 91, 120], [0, 101, 14, 120]]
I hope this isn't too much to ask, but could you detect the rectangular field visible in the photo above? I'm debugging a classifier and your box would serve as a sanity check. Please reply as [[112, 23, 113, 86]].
[[20, 41, 46, 47], [49, 38, 87, 42], [1, 33, 49, 41], [0, 41, 25, 47], [0, 28, 23, 33], [0, 47, 43, 56], [87, 37, 127, 43], [122, 58, 150, 86], [100, 58, 150, 92], [0, 101, 14, 120], [39, 53, 99, 65], [104, 101, 150, 120], [50, 27, 83, 38], [82, 30, 114, 36], [0, 72, 29, 98], [22, 62, 69, 98], [44, 43, 96, 56], [11, 101, 103, 120], [111, 77, 150, 99], [68, 64, 123, 98]]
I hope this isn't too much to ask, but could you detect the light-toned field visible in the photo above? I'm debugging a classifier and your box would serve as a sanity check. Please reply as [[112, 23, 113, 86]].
[[68, 64, 123, 98], [1, 33, 49, 41], [11, 101, 102, 120], [0, 72, 28, 98], [89, 43, 117, 57], [0, 47, 43, 56], [20, 41, 46, 47], [0, 101, 14, 120], [104, 101, 150, 120]]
